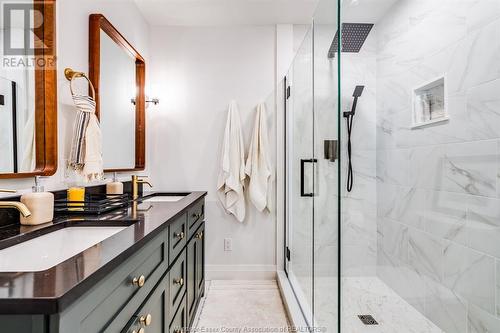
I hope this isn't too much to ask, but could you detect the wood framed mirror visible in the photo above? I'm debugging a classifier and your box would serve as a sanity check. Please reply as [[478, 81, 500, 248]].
[[0, 0, 57, 179], [89, 14, 145, 172]]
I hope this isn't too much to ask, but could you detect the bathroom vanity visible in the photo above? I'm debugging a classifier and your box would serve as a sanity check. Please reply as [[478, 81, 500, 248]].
[[0, 191, 206, 333]]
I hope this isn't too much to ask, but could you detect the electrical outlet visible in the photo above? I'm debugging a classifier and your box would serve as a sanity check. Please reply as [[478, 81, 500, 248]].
[[224, 238, 232, 251]]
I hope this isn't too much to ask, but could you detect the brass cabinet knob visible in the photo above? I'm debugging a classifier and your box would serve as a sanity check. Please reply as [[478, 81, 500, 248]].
[[195, 232, 203, 239], [192, 213, 200, 219], [140, 313, 152, 326], [132, 328, 145, 333], [174, 277, 184, 286], [175, 232, 185, 240], [132, 275, 146, 287]]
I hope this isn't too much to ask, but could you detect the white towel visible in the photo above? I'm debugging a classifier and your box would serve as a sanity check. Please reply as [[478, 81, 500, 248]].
[[245, 103, 271, 212], [217, 101, 246, 222]]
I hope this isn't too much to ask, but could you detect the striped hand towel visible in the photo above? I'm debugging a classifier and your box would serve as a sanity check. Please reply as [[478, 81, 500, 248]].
[[68, 94, 103, 181]]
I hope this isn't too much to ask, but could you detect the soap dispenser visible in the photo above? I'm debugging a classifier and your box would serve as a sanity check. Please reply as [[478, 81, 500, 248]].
[[20, 176, 54, 226], [106, 172, 124, 195]]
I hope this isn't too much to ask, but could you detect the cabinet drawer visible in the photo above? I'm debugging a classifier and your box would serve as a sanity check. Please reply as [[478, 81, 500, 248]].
[[187, 200, 204, 239], [65, 230, 168, 333], [169, 213, 187, 264], [169, 248, 187, 325], [169, 294, 187, 333], [123, 272, 169, 333]]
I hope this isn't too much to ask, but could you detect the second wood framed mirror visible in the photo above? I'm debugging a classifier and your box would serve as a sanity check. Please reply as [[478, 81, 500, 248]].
[[89, 14, 145, 172]]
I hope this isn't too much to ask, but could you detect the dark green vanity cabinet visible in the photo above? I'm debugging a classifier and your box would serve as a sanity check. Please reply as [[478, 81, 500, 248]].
[[1, 197, 206, 333]]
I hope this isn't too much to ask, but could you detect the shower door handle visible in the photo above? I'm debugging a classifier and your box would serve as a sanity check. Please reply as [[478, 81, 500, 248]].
[[300, 159, 317, 197]]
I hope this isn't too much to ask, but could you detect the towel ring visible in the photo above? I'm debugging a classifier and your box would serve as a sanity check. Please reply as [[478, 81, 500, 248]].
[[64, 68, 96, 99]]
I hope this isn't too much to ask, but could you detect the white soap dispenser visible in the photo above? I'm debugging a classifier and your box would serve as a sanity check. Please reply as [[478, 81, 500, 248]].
[[106, 172, 124, 195], [20, 176, 54, 226]]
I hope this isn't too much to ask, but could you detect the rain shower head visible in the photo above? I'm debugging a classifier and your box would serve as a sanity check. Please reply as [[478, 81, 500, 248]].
[[328, 23, 374, 59]]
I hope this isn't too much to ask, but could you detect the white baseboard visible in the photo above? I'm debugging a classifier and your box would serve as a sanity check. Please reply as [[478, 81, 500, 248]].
[[206, 265, 276, 280]]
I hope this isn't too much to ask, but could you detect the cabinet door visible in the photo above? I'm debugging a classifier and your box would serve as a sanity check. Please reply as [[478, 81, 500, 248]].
[[195, 223, 205, 298], [169, 294, 187, 333], [169, 249, 187, 325], [123, 273, 168, 333], [186, 236, 197, 324]]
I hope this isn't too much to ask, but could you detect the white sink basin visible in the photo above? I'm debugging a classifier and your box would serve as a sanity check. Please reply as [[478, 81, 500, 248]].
[[143, 196, 185, 203], [0, 227, 126, 272]]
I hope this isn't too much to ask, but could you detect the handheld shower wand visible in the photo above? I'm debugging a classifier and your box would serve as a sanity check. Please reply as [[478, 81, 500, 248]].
[[344, 85, 365, 192]]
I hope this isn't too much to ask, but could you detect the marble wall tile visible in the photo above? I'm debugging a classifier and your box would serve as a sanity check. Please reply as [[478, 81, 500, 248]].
[[379, 219, 408, 265], [449, 19, 500, 94], [443, 242, 496, 315], [376, 148, 410, 186], [424, 191, 468, 246], [468, 303, 500, 333], [442, 141, 497, 197], [467, 196, 500, 258], [466, 79, 500, 140], [408, 229, 443, 282], [378, 263, 427, 314], [424, 277, 467, 333], [462, 0, 500, 32], [378, 185, 427, 230], [409, 146, 445, 191]]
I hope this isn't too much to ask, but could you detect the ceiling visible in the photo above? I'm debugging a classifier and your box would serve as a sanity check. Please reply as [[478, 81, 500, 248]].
[[134, 0, 320, 26], [134, 0, 399, 27]]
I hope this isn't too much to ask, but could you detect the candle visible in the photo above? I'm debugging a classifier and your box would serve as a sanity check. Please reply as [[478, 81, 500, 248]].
[[67, 187, 85, 210]]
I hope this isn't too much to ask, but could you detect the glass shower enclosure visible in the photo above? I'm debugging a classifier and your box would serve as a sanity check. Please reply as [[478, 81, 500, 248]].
[[284, 0, 500, 332]]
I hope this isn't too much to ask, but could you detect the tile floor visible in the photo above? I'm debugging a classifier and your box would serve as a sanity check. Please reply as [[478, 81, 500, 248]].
[[194, 280, 291, 331], [194, 277, 443, 333]]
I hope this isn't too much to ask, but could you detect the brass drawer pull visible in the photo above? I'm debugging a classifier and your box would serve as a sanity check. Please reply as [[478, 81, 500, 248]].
[[174, 330, 182, 333], [132, 328, 144, 333], [175, 232, 185, 240], [192, 213, 200, 219], [132, 275, 146, 287], [195, 232, 203, 239], [174, 277, 184, 286], [140, 313, 152, 326]]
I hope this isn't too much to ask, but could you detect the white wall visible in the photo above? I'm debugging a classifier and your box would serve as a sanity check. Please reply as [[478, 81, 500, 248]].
[[147, 25, 278, 279], [0, 0, 150, 193]]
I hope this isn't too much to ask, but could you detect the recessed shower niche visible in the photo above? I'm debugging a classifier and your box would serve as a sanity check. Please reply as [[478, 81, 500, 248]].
[[411, 76, 448, 129]]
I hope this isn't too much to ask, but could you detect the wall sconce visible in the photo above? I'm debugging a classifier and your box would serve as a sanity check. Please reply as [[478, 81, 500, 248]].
[[130, 97, 160, 108]]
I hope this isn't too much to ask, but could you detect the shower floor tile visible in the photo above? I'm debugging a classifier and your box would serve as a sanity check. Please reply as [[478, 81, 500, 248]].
[[294, 276, 444, 332]]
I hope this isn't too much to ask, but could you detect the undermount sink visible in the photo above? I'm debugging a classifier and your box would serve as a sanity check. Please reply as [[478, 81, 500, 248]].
[[0, 227, 126, 272], [142, 196, 186, 203]]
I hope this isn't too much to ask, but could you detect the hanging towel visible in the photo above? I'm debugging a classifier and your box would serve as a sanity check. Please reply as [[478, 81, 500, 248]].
[[68, 94, 103, 181], [245, 103, 272, 212], [217, 101, 246, 222]]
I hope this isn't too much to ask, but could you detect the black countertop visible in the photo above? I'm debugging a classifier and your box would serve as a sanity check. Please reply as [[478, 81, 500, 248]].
[[0, 191, 207, 315]]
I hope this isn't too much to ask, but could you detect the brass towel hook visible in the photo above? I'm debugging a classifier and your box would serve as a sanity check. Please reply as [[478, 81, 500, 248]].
[[64, 67, 96, 99]]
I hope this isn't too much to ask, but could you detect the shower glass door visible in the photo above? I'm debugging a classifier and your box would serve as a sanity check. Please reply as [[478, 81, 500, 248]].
[[285, 25, 315, 326], [313, 0, 341, 331], [285, 0, 340, 330]]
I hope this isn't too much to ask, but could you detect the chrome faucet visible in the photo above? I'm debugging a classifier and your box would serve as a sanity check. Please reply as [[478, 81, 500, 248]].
[[131, 175, 153, 200], [0, 189, 32, 217]]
